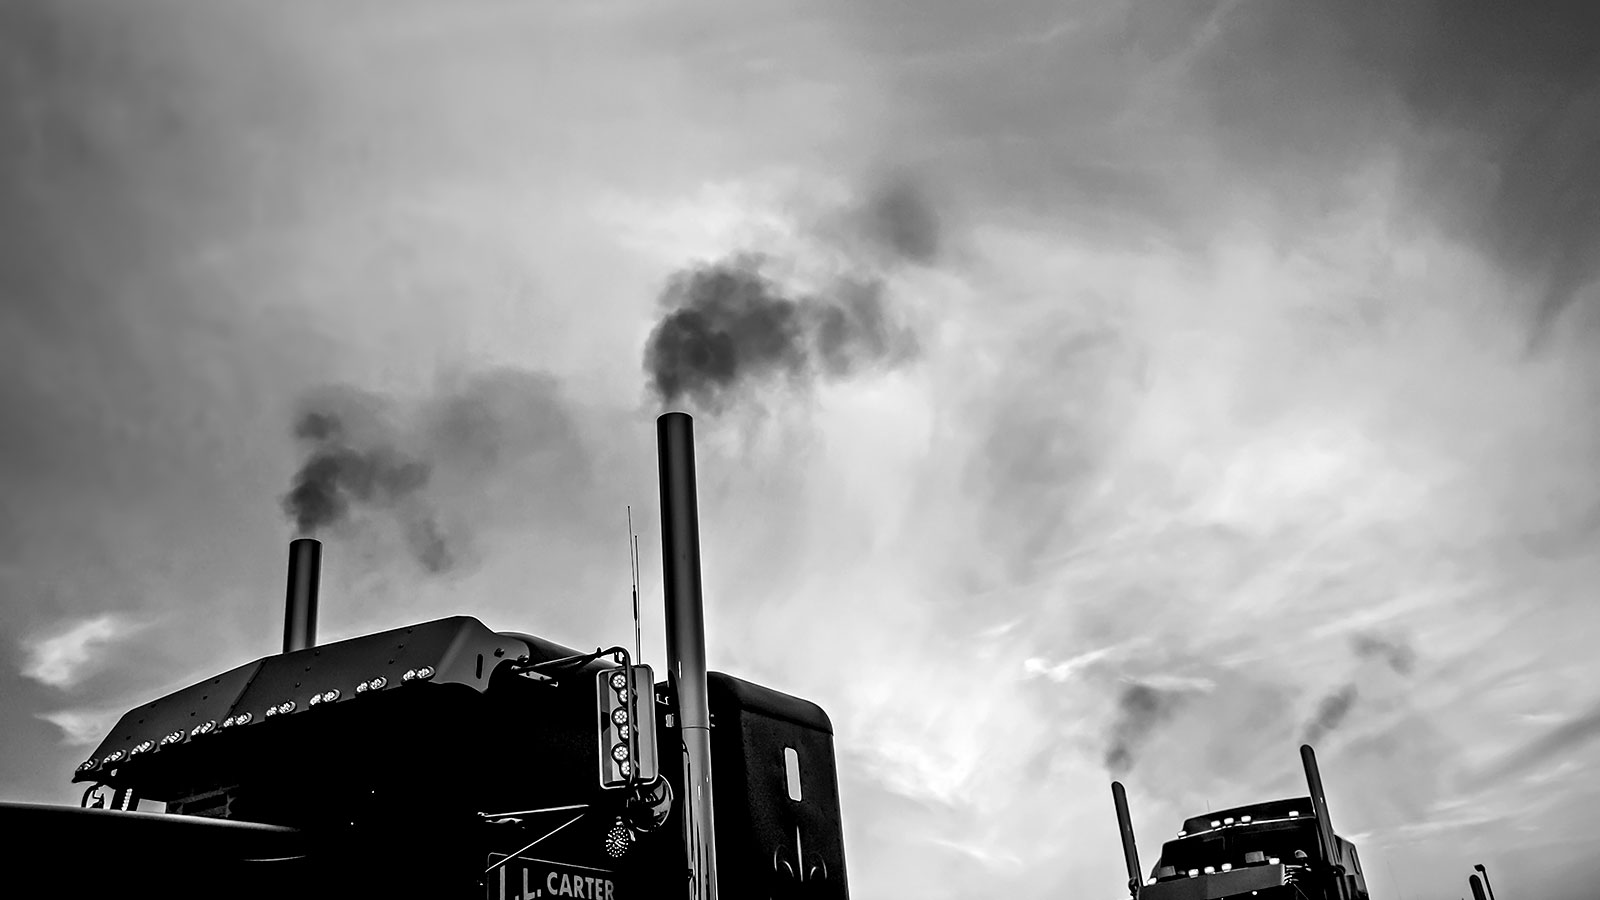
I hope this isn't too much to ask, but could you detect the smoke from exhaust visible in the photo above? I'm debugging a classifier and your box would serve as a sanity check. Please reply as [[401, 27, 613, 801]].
[[1298, 632, 1419, 744], [280, 369, 591, 573], [283, 410, 431, 529], [643, 256, 917, 410], [1301, 684, 1360, 746], [641, 178, 936, 411], [1351, 632, 1417, 676], [1104, 682, 1190, 775]]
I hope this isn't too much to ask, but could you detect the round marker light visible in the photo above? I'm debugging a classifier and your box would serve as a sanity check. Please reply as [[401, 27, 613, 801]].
[[160, 730, 184, 745], [617, 724, 631, 741], [1204, 866, 1215, 875], [232, 712, 252, 726], [402, 669, 417, 682], [1210, 820, 1221, 828], [105, 750, 126, 763], [322, 690, 339, 703], [1188, 869, 1199, 878], [610, 671, 628, 691], [276, 701, 295, 715], [1221, 864, 1233, 872], [1224, 817, 1234, 825], [611, 743, 630, 763], [1240, 815, 1252, 823], [611, 708, 629, 727], [191, 720, 216, 738], [604, 818, 633, 859], [308, 693, 322, 707], [619, 760, 632, 777], [77, 759, 98, 773], [369, 676, 387, 690], [221, 716, 237, 728], [415, 666, 434, 681], [130, 740, 155, 756], [1268, 857, 1281, 866], [264, 706, 277, 718]]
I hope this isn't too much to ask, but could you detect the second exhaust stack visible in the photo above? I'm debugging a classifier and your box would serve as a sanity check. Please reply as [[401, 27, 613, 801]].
[[283, 538, 321, 653], [657, 412, 719, 900]]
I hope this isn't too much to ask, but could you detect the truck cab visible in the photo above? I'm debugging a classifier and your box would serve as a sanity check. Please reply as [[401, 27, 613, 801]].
[[1112, 747, 1369, 900], [1140, 798, 1369, 899]]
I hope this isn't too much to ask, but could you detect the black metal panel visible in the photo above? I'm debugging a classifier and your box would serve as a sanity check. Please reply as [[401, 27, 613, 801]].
[[706, 672, 849, 900]]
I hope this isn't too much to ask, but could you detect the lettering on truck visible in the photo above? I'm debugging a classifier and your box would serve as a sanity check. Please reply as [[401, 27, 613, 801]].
[[488, 856, 617, 900]]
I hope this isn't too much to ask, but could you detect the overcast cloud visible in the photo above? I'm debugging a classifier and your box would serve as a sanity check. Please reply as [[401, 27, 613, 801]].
[[3, 1, 1599, 897]]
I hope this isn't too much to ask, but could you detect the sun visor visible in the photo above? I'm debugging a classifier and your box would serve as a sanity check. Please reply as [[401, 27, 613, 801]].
[[76, 616, 549, 782]]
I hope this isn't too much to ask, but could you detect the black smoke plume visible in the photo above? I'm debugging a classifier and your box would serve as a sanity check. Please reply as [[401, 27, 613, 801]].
[[279, 370, 589, 575], [1104, 682, 1189, 775], [282, 408, 431, 535], [1301, 684, 1359, 745], [1351, 632, 1416, 675], [643, 255, 916, 410]]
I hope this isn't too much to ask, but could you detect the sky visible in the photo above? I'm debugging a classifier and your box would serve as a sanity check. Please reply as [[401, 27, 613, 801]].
[[3, 1, 1600, 897]]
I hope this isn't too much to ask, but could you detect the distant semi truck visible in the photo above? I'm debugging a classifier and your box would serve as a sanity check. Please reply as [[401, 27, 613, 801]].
[[1112, 745, 1371, 900]]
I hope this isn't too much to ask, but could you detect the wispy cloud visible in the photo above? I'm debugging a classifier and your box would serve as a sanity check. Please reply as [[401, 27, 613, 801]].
[[20, 615, 145, 689], [35, 708, 124, 747]]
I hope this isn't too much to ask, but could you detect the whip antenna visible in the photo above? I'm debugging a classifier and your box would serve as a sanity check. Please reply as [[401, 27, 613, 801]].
[[628, 506, 642, 665]]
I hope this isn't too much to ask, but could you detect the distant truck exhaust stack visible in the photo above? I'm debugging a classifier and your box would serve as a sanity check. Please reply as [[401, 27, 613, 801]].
[[1111, 745, 1369, 900]]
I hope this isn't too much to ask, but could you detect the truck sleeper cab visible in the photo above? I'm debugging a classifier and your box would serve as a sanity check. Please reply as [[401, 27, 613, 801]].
[[1111, 746, 1368, 900], [1142, 798, 1368, 900]]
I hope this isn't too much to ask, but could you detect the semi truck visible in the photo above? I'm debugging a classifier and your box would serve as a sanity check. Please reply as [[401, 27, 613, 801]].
[[1111, 745, 1371, 900], [1, 412, 849, 899]]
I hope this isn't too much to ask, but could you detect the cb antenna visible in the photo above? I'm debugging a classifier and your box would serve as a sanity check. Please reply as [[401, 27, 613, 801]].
[[628, 505, 642, 665]]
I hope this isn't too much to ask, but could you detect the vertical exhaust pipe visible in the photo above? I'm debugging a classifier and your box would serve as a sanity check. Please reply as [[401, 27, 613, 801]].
[[1111, 782, 1143, 898], [283, 538, 321, 654], [1301, 744, 1348, 900], [1469, 873, 1489, 900], [657, 412, 719, 900], [1473, 864, 1498, 900]]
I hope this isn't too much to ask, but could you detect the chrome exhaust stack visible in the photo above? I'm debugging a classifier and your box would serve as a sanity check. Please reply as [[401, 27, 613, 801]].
[[657, 412, 719, 900], [1112, 781, 1143, 899], [283, 538, 321, 653], [1301, 744, 1348, 900]]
